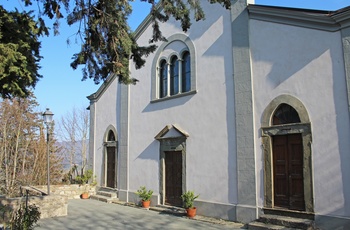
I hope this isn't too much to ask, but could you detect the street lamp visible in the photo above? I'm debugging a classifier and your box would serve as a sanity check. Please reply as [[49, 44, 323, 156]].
[[42, 108, 54, 195]]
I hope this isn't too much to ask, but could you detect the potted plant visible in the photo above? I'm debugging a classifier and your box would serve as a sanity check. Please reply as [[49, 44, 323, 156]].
[[136, 186, 153, 208], [76, 169, 93, 199], [81, 187, 89, 199], [181, 191, 199, 218]]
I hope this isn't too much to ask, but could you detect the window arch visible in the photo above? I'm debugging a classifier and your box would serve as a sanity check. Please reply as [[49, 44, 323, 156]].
[[272, 103, 301, 125], [151, 34, 196, 102], [107, 130, 116, 141], [103, 125, 118, 143]]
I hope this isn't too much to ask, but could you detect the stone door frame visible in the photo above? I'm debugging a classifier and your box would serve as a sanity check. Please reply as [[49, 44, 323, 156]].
[[155, 124, 188, 206], [261, 95, 314, 213], [158, 138, 186, 206]]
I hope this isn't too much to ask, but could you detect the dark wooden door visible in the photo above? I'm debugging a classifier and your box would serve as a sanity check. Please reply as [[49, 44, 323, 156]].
[[165, 151, 183, 206], [107, 147, 116, 188], [273, 134, 305, 211]]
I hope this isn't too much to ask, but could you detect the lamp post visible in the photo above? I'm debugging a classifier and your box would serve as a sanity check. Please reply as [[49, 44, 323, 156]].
[[42, 108, 54, 195]]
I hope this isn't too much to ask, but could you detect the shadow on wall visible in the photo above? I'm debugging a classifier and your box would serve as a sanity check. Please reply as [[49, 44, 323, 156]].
[[250, 20, 332, 90], [142, 93, 194, 113], [322, 33, 350, 230], [254, 23, 350, 229], [135, 141, 159, 162]]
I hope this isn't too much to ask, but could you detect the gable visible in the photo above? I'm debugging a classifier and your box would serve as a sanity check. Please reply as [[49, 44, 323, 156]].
[[154, 124, 189, 140]]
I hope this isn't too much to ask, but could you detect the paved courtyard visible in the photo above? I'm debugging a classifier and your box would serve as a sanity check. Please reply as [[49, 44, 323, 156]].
[[36, 199, 246, 230]]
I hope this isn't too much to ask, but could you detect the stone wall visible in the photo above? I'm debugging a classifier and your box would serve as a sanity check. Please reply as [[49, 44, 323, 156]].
[[0, 185, 96, 224], [34, 184, 96, 199], [0, 195, 67, 223]]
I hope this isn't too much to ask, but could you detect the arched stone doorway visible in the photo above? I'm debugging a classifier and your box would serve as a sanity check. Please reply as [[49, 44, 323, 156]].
[[104, 126, 118, 188], [261, 95, 314, 213]]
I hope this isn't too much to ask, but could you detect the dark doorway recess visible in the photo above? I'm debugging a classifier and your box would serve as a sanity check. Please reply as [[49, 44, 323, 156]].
[[165, 151, 183, 207], [106, 147, 116, 188]]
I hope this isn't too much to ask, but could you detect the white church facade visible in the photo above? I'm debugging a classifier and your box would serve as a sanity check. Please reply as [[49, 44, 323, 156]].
[[88, 1, 350, 228]]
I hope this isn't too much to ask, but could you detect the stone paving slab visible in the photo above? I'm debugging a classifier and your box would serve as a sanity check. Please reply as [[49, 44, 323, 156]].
[[36, 199, 246, 230]]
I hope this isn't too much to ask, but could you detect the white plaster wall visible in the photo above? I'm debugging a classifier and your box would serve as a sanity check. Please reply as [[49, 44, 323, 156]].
[[92, 77, 119, 186], [250, 19, 350, 217], [128, 2, 237, 205]]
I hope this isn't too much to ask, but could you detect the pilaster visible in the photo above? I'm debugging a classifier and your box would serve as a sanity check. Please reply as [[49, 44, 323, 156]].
[[118, 83, 130, 201], [231, 0, 257, 223]]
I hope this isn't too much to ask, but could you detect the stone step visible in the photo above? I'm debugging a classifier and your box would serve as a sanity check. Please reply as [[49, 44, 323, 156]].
[[97, 186, 118, 193], [96, 190, 117, 198], [259, 214, 314, 230], [263, 208, 314, 220], [90, 194, 119, 204], [248, 221, 295, 230]]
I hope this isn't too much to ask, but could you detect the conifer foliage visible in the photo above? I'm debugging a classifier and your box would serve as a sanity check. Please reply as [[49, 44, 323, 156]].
[[0, 0, 231, 98], [0, 6, 44, 98]]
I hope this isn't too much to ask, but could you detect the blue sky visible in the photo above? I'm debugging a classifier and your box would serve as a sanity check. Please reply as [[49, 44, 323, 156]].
[[3, 0, 350, 120]]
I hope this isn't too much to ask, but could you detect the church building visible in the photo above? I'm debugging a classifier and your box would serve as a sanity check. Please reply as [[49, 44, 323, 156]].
[[88, 1, 350, 228]]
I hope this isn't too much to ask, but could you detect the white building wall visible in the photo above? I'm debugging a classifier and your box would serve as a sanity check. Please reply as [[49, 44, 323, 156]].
[[92, 77, 119, 186], [128, 2, 237, 205], [250, 19, 350, 217]]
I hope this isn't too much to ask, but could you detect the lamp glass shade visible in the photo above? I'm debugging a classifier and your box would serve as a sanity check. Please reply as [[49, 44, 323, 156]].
[[43, 108, 54, 124]]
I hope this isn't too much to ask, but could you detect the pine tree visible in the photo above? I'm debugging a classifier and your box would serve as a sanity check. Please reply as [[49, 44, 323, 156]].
[[0, 0, 230, 98], [0, 6, 45, 98]]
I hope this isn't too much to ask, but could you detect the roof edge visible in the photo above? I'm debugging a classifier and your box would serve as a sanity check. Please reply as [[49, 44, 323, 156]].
[[248, 4, 347, 32], [87, 74, 117, 102]]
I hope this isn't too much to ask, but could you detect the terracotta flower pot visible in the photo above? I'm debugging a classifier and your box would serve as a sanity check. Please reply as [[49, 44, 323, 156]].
[[142, 200, 151, 208], [186, 207, 196, 218], [81, 192, 89, 199]]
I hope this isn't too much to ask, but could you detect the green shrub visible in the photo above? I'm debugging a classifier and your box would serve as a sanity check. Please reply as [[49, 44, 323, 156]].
[[11, 203, 40, 230], [181, 191, 199, 209], [136, 186, 153, 201], [75, 169, 93, 184]]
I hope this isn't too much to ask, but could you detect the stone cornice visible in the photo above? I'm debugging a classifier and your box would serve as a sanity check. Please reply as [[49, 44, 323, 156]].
[[248, 5, 348, 32], [331, 6, 350, 29]]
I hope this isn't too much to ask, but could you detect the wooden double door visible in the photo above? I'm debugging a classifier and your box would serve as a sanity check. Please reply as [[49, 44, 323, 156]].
[[273, 134, 305, 211], [164, 151, 183, 207]]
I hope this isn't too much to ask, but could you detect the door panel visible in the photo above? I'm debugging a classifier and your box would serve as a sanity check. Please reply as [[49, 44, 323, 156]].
[[107, 147, 116, 188], [288, 134, 304, 210], [165, 151, 183, 206], [273, 136, 289, 208], [273, 134, 304, 211]]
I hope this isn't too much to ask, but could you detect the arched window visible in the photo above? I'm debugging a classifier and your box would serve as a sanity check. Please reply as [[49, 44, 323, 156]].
[[272, 103, 301, 125], [170, 56, 179, 95], [159, 60, 168, 98], [107, 130, 115, 141], [182, 51, 191, 93], [151, 34, 196, 101]]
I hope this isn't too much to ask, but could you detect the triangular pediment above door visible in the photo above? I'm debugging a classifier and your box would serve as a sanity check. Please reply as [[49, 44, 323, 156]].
[[154, 124, 189, 140]]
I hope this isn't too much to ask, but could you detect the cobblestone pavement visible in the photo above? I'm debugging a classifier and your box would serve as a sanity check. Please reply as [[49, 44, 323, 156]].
[[36, 199, 246, 230]]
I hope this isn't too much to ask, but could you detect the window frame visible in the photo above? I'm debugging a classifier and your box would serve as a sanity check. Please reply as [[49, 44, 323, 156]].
[[151, 34, 197, 103]]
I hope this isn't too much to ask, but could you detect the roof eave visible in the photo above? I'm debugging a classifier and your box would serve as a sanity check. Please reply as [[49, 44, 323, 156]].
[[248, 5, 346, 32]]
